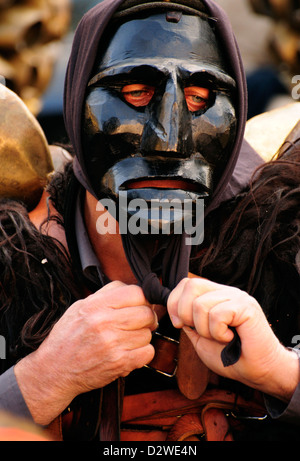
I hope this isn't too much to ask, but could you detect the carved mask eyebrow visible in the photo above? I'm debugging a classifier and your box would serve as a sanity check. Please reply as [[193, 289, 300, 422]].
[[88, 64, 166, 88], [88, 64, 236, 92]]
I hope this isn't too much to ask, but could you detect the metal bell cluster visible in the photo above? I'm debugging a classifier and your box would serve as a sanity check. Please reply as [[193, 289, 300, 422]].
[[0, 0, 71, 114], [0, 83, 54, 209]]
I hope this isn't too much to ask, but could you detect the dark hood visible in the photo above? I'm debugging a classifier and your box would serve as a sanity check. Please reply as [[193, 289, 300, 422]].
[[63, 0, 256, 213], [62, 2, 256, 366]]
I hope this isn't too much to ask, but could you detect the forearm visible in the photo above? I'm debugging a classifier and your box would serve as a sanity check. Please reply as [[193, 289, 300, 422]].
[[265, 361, 300, 424], [254, 346, 300, 404], [14, 350, 74, 426]]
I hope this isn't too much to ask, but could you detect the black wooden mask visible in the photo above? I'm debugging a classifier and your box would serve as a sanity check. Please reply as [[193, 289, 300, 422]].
[[82, 12, 237, 231]]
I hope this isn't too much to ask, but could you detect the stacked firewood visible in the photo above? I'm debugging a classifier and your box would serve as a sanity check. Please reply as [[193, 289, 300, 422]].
[[249, 0, 300, 75], [0, 0, 71, 114]]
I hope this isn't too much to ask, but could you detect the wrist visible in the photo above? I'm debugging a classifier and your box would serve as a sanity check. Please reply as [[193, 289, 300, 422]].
[[14, 348, 74, 426], [261, 347, 300, 403]]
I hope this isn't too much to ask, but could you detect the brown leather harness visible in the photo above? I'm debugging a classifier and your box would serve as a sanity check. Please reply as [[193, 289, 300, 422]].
[[47, 328, 267, 441], [120, 330, 267, 441], [121, 387, 266, 441]]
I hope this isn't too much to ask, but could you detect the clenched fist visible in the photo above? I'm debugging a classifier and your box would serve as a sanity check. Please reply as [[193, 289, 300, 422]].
[[15, 281, 157, 425], [168, 277, 299, 403]]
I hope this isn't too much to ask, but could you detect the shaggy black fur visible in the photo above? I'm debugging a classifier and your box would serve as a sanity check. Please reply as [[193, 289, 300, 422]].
[[0, 135, 299, 375], [0, 164, 81, 373], [191, 138, 300, 346]]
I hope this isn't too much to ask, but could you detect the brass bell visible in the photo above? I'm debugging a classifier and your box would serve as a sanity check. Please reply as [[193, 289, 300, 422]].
[[0, 83, 54, 210]]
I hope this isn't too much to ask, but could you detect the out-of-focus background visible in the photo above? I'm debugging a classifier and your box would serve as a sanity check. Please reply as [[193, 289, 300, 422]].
[[216, 0, 300, 117], [0, 0, 101, 144], [0, 0, 300, 146]]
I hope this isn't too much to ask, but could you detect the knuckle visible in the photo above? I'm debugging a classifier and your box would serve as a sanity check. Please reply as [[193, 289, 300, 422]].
[[193, 297, 207, 316], [127, 284, 146, 300], [209, 307, 220, 321], [98, 329, 119, 351], [138, 306, 157, 327], [184, 278, 198, 293]]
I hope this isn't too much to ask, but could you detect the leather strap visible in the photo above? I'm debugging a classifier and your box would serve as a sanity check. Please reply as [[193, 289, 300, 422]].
[[176, 330, 210, 399], [167, 409, 233, 441], [100, 379, 124, 441], [121, 388, 266, 441], [146, 332, 179, 377], [202, 408, 233, 441], [167, 413, 204, 441], [46, 415, 63, 441]]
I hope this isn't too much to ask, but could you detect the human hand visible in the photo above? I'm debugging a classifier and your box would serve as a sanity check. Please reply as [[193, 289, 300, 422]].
[[15, 281, 157, 425], [167, 277, 299, 402]]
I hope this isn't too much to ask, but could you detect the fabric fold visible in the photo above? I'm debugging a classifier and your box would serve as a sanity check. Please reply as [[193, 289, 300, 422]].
[[121, 232, 241, 367]]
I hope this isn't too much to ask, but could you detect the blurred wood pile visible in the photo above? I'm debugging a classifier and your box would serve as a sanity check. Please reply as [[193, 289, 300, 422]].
[[249, 0, 300, 75], [0, 0, 71, 114]]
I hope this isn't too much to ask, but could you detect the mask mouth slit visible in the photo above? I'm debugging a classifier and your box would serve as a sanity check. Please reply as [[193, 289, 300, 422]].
[[122, 178, 209, 193]]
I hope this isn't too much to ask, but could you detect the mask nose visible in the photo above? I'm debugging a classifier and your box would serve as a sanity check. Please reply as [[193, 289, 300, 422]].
[[141, 73, 193, 156]]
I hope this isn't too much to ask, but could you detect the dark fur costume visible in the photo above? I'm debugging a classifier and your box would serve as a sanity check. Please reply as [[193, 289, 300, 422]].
[[0, 134, 299, 440], [191, 134, 300, 347], [0, 163, 81, 374], [1, 140, 299, 368]]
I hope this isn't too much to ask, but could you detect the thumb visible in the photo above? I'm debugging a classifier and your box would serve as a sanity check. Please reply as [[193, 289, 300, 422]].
[[183, 326, 200, 350]]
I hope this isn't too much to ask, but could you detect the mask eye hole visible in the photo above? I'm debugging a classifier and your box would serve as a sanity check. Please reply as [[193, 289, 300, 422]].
[[184, 86, 210, 112], [121, 84, 155, 107]]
